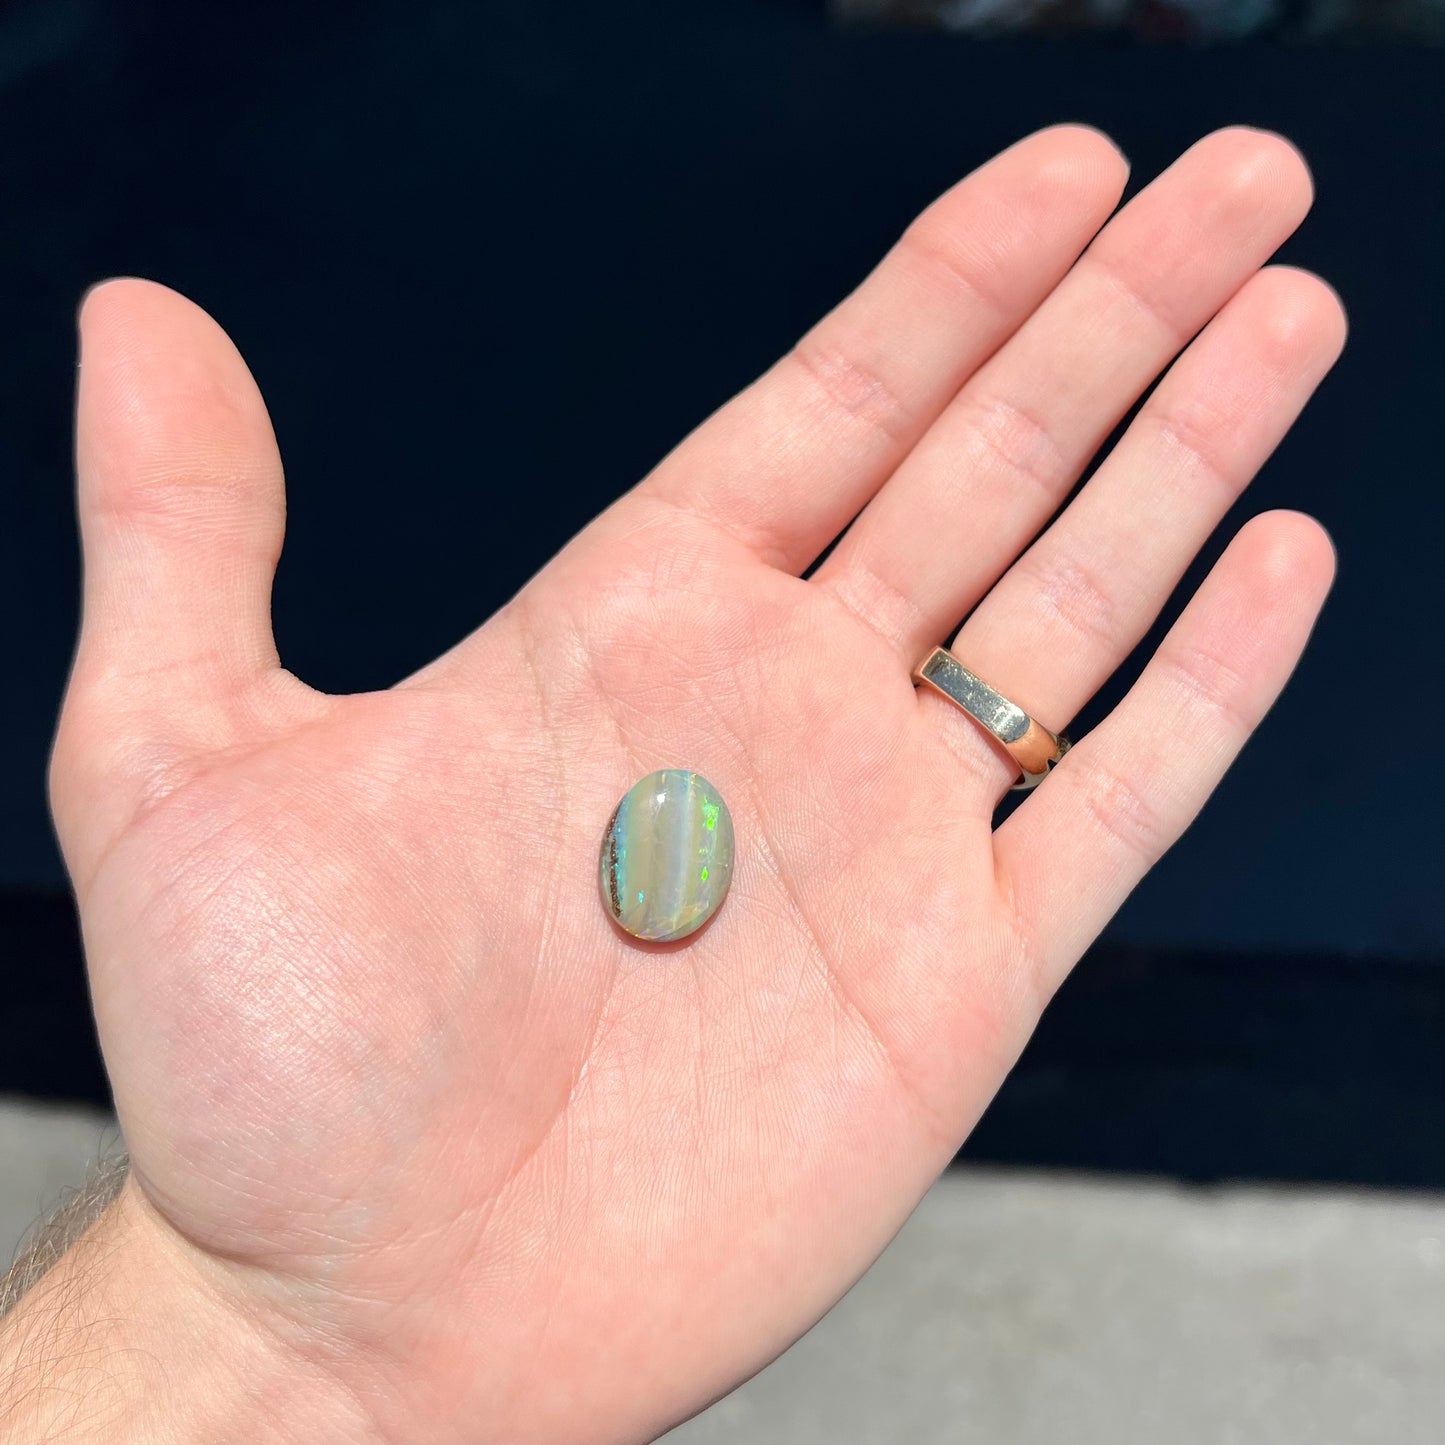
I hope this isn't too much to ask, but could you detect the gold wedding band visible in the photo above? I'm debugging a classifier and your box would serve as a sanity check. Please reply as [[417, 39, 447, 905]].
[[912, 647, 1071, 791]]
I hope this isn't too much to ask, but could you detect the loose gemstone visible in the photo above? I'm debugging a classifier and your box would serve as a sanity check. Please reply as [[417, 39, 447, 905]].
[[599, 769, 735, 942]]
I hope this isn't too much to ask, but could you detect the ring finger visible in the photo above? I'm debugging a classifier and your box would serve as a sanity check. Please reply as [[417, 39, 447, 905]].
[[934, 262, 1346, 795]]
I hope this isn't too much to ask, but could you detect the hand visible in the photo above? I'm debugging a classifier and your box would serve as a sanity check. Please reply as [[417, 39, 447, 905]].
[[11, 126, 1341, 1444]]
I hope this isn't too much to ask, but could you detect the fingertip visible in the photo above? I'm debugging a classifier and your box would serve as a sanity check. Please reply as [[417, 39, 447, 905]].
[[1278, 266, 1349, 352], [1030, 120, 1128, 163], [78, 275, 151, 331], [77, 276, 206, 353], [1243, 265, 1350, 368], [1268, 263, 1347, 321], [1019, 122, 1131, 200], [1234, 509, 1338, 608], [76, 276, 126, 330], [76, 278, 126, 359], [1194, 125, 1316, 220], [1052, 121, 1129, 170]]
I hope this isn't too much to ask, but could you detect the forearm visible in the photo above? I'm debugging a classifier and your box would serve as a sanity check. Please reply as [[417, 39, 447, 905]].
[[0, 1177, 377, 1445]]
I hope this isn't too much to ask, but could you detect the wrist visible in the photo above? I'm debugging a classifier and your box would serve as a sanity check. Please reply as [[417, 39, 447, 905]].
[[0, 1178, 382, 1445]]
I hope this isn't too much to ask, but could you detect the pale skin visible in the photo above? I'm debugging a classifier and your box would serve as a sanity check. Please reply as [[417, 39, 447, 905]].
[[0, 126, 1344, 1443]]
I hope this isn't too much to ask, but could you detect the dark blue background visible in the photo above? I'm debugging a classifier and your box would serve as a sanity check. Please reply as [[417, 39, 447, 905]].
[[2, 1, 1441, 1181]]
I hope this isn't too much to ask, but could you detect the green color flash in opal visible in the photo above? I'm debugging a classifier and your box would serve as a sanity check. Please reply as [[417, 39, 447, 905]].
[[599, 769, 735, 943]]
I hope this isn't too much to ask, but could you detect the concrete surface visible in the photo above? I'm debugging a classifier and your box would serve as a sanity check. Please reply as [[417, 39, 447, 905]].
[[1, 1095, 120, 1263], [4, 1096, 1442, 1442], [666, 1170, 1445, 1445]]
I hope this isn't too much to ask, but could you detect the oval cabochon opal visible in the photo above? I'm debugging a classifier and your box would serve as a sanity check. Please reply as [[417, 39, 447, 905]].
[[600, 769, 735, 943]]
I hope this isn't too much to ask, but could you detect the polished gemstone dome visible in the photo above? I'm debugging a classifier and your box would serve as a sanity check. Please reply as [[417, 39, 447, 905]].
[[599, 769, 735, 943]]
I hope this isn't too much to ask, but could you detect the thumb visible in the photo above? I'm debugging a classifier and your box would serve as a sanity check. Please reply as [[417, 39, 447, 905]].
[[51, 278, 298, 883]]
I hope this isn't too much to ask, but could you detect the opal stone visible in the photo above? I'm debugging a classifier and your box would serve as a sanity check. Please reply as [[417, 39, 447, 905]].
[[599, 769, 735, 942]]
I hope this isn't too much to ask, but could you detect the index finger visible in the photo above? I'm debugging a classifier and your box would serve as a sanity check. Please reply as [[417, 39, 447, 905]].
[[639, 125, 1128, 572]]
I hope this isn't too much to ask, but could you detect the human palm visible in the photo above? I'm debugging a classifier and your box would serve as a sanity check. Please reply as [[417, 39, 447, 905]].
[[49, 127, 1341, 1445]]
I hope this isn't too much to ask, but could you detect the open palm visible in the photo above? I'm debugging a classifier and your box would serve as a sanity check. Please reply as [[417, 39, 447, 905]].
[[50, 128, 1341, 1445]]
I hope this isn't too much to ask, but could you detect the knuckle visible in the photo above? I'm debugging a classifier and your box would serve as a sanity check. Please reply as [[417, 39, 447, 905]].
[[1084, 248, 1190, 348], [1164, 640, 1255, 738], [1068, 752, 1170, 865], [1147, 396, 1237, 497], [899, 209, 1011, 319], [85, 369, 279, 532], [48, 692, 184, 854], [786, 335, 915, 449], [954, 388, 1068, 501], [1013, 544, 1120, 656], [93, 451, 268, 532], [820, 554, 928, 655]]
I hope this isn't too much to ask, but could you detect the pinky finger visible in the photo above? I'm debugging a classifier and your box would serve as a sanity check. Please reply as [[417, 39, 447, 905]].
[[993, 510, 1335, 993]]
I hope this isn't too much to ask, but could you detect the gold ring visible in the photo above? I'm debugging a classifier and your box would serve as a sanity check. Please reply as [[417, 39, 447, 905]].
[[912, 647, 1071, 791]]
